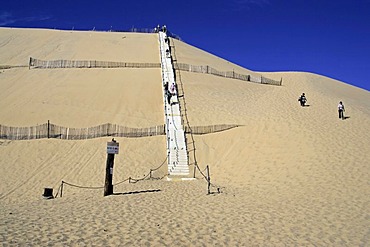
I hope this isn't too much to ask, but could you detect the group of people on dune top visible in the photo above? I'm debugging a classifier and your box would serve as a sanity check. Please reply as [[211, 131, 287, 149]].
[[298, 93, 346, 120], [154, 25, 167, 33]]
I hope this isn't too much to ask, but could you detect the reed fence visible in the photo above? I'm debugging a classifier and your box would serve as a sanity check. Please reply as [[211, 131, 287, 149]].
[[29, 57, 161, 69], [174, 63, 282, 86], [0, 122, 165, 140], [0, 65, 12, 69], [185, 124, 239, 135], [0, 65, 29, 70], [0, 122, 240, 140], [28, 58, 281, 86]]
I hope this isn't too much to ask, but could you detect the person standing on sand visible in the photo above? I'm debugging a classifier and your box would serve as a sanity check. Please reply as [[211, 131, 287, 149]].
[[298, 93, 307, 106], [338, 101, 345, 120]]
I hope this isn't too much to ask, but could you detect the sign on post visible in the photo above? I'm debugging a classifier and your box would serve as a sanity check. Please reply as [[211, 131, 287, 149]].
[[107, 141, 119, 154], [104, 139, 119, 196]]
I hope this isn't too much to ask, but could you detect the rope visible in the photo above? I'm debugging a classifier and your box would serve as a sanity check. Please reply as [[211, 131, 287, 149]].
[[112, 178, 130, 186], [151, 156, 168, 171], [194, 163, 208, 180], [55, 155, 168, 197], [193, 163, 225, 194], [169, 39, 199, 176], [63, 181, 104, 189], [53, 182, 62, 198]]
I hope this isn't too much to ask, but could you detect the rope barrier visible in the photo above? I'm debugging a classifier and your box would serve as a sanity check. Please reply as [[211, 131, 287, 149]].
[[62, 181, 104, 189], [193, 162, 224, 194], [53, 156, 168, 198], [112, 178, 130, 186], [169, 38, 198, 175], [128, 157, 168, 183], [53, 182, 62, 198], [150, 156, 168, 172]]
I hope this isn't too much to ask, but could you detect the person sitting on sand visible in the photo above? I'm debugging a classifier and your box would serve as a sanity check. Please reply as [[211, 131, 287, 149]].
[[298, 93, 307, 106], [338, 101, 345, 120]]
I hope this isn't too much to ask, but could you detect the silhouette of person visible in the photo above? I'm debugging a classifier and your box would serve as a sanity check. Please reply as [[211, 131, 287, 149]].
[[167, 90, 172, 104], [170, 82, 177, 95], [338, 101, 345, 120], [298, 93, 307, 106]]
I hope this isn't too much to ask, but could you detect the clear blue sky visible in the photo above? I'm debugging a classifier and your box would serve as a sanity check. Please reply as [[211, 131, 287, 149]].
[[1, 0, 369, 91]]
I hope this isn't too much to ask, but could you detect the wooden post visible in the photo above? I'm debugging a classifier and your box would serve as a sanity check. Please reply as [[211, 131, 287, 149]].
[[60, 181, 64, 198], [104, 153, 115, 196], [193, 162, 197, 178], [206, 165, 211, 195], [47, 120, 50, 139], [104, 139, 119, 196]]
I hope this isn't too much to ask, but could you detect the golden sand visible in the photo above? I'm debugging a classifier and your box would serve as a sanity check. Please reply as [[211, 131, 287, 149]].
[[0, 28, 369, 246]]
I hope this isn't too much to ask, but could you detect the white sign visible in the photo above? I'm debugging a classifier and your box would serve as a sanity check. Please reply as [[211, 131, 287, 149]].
[[107, 142, 119, 154]]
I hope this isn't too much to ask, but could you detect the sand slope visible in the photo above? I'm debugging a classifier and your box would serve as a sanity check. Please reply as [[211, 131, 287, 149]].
[[1, 28, 369, 246]]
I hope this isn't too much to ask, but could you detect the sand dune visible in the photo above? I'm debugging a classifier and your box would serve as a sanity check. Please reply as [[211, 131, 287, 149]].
[[1, 28, 369, 246]]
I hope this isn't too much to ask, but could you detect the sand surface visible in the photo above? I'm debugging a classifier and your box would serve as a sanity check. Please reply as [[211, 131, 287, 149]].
[[1, 28, 369, 246]]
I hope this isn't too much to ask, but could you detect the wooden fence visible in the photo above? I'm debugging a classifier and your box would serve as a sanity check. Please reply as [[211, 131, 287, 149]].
[[184, 124, 239, 135], [0, 122, 240, 140], [174, 63, 282, 86], [29, 57, 161, 69], [0, 123, 165, 140], [28, 58, 281, 86]]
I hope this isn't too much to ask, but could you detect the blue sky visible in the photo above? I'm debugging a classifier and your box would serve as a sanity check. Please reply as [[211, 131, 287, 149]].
[[1, 0, 369, 91]]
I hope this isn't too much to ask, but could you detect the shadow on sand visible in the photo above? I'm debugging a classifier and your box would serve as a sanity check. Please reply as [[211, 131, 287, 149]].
[[343, 116, 351, 120], [113, 189, 161, 196]]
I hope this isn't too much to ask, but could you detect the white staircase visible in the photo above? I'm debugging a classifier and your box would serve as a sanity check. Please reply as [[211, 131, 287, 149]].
[[158, 31, 189, 176]]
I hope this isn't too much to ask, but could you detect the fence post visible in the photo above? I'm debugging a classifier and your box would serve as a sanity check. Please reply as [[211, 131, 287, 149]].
[[47, 120, 50, 139], [193, 162, 197, 178], [206, 165, 211, 195], [104, 152, 115, 196], [104, 139, 119, 196], [60, 181, 64, 198]]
